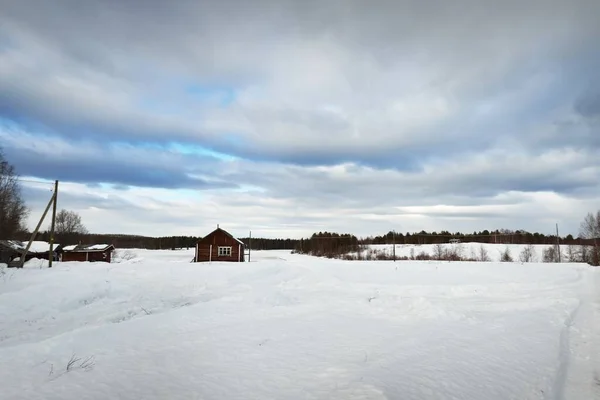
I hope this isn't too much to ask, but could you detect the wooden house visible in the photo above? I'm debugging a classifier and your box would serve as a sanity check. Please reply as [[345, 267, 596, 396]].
[[195, 227, 245, 262], [60, 244, 115, 263]]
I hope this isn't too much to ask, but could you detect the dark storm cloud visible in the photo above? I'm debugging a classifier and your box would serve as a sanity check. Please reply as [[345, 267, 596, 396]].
[[1, 131, 236, 190]]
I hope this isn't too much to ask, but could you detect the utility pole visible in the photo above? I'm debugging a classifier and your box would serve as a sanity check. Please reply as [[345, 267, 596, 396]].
[[556, 223, 561, 263], [21, 191, 55, 268], [248, 230, 252, 262], [393, 230, 396, 262], [48, 180, 58, 268]]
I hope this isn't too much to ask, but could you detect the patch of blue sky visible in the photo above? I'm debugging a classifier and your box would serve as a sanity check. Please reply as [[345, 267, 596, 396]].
[[235, 184, 266, 193], [109, 140, 165, 152], [105, 139, 239, 162], [0, 119, 65, 148], [168, 142, 238, 161], [0, 117, 22, 130], [0, 112, 44, 134]]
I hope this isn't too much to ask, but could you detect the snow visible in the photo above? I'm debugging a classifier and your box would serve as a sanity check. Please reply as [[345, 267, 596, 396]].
[[2, 241, 58, 254], [87, 244, 111, 250], [0, 249, 598, 400], [61, 244, 110, 252]]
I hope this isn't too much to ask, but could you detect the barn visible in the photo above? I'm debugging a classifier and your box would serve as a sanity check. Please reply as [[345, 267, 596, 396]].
[[60, 244, 115, 263], [195, 227, 245, 262]]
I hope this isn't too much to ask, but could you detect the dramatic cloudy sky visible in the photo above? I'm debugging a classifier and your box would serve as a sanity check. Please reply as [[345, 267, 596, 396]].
[[1, 0, 598, 238]]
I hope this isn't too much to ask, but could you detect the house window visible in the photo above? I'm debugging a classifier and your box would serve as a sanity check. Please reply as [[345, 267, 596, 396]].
[[218, 246, 232, 257]]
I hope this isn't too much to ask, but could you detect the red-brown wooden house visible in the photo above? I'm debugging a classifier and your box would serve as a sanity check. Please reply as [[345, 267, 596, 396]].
[[195, 227, 245, 262], [60, 244, 115, 263]]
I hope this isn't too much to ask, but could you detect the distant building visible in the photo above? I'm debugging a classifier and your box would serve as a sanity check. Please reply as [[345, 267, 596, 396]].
[[60, 244, 115, 263], [0, 240, 60, 267], [195, 227, 245, 262]]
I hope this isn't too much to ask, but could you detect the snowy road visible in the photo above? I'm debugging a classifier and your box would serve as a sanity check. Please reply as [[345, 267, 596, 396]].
[[0, 250, 597, 399]]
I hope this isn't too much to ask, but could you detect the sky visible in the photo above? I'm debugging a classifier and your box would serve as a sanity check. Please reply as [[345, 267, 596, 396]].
[[0, 0, 599, 239]]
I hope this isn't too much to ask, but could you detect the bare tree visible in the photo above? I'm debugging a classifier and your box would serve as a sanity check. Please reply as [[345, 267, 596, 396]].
[[52, 209, 88, 244], [519, 244, 535, 262], [433, 244, 445, 260], [579, 210, 600, 265], [580, 211, 600, 238], [478, 245, 491, 262], [0, 149, 29, 239]]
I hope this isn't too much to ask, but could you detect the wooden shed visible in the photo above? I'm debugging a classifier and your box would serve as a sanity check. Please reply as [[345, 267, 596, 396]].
[[195, 227, 245, 262], [0, 240, 60, 267], [60, 244, 115, 263]]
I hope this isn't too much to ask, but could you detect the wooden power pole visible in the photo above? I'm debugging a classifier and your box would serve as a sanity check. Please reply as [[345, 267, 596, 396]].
[[248, 230, 252, 262], [393, 230, 396, 262], [20, 191, 56, 268], [48, 180, 59, 268], [556, 223, 561, 263]]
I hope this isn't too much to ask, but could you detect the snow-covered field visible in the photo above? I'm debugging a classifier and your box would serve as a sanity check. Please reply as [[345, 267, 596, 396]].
[[1, 249, 598, 400]]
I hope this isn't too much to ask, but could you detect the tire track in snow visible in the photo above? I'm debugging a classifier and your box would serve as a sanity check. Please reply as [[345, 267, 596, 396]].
[[552, 267, 598, 400], [551, 298, 582, 400]]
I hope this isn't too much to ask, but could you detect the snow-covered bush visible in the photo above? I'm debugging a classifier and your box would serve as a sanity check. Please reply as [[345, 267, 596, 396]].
[[543, 246, 558, 263], [445, 244, 464, 261], [414, 251, 432, 260], [111, 250, 138, 263], [500, 247, 513, 262]]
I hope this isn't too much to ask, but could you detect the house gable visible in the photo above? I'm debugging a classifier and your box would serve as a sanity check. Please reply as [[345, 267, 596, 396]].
[[197, 228, 244, 247]]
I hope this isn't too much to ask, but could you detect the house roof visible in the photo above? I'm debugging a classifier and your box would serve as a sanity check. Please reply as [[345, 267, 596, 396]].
[[62, 244, 115, 252], [0, 240, 60, 254], [198, 227, 245, 246]]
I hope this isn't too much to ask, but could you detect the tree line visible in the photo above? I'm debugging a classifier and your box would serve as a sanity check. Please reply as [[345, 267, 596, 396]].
[[293, 232, 360, 258], [294, 215, 599, 265], [358, 229, 593, 246]]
